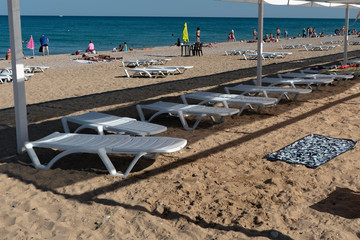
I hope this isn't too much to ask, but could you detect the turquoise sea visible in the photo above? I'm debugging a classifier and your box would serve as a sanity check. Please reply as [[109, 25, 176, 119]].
[[0, 16, 356, 57]]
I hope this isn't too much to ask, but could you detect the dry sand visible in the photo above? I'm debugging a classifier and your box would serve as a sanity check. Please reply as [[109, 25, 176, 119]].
[[0, 36, 360, 239]]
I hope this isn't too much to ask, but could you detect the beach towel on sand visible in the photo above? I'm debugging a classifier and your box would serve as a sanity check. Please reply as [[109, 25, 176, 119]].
[[264, 134, 357, 168]]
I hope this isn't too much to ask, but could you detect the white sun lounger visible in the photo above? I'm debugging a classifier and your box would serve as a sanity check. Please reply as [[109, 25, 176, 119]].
[[309, 45, 339, 51], [24, 132, 187, 177], [278, 72, 353, 81], [136, 101, 239, 131], [0, 73, 34, 83], [62, 111, 167, 136], [243, 52, 291, 60], [122, 59, 172, 67], [349, 41, 360, 45], [280, 44, 309, 51], [124, 68, 177, 78], [342, 58, 360, 65], [321, 40, 342, 45], [146, 66, 193, 74], [225, 49, 256, 56], [25, 66, 50, 73], [300, 67, 355, 76], [180, 91, 277, 115], [260, 77, 333, 89], [224, 84, 312, 101]]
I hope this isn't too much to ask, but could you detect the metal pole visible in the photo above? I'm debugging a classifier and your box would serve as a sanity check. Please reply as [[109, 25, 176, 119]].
[[7, 0, 28, 153], [344, 4, 349, 65], [257, 0, 264, 86]]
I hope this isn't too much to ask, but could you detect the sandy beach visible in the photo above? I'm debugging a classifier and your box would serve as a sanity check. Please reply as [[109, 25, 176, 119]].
[[0, 35, 360, 239]]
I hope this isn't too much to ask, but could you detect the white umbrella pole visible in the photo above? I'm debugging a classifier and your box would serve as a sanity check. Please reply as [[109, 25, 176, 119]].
[[7, 0, 28, 153], [344, 4, 349, 65], [256, 0, 264, 86]]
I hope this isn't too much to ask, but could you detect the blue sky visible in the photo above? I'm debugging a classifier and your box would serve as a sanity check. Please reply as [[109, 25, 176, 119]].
[[1, 0, 360, 18]]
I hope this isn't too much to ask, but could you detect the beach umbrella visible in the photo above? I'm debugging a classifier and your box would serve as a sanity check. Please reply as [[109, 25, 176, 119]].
[[218, 0, 360, 86], [26, 35, 35, 57], [182, 22, 189, 43]]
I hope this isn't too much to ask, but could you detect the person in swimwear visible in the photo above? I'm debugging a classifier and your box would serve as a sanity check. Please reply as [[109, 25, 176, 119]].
[[196, 27, 200, 43]]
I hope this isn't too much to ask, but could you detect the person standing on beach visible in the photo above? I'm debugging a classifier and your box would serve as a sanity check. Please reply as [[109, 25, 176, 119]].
[[253, 29, 257, 40], [302, 28, 306, 38], [283, 29, 288, 39], [39, 34, 49, 56], [231, 29, 236, 42], [196, 27, 200, 43], [276, 28, 281, 39]]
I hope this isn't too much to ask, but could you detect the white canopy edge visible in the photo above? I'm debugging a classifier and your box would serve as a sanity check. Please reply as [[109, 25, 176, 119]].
[[218, 0, 360, 8]]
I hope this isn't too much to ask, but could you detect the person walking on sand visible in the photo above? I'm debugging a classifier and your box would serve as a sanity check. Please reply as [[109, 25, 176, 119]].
[[39, 34, 49, 56], [196, 27, 200, 43]]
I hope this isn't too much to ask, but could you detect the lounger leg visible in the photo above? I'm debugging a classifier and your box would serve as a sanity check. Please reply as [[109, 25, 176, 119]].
[[293, 93, 299, 101], [61, 118, 71, 133], [97, 148, 147, 177], [180, 95, 188, 104], [136, 105, 166, 123], [124, 69, 130, 78], [237, 104, 248, 116], [178, 111, 206, 131], [25, 143, 80, 170]]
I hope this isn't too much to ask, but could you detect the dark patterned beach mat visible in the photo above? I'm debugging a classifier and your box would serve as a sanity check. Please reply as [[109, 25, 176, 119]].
[[264, 134, 357, 168]]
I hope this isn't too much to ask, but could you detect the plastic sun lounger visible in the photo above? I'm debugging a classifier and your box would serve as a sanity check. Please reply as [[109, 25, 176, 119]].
[[321, 40, 342, 45], [260, 77, 334, 89], [122, 60, 139, 67], [224, 84, 312, 102], [225, 49, 256, 56], [278, 72, 353, 81], [25, 66, 50, 73], [24, 132, 187, 177], [180, 91, 277, 115], [280, 44, 309, 51], [243, 52, 291, 60], [124, 68, 177, 78], [0, 67, 33, 74], [0, 73, 34, 83], [300, 67, 355, 76], [146, 66, 193, 74], [136, 101, 239, 131], [309, 45, 339, 51], [62, 111, 167, 136], [263, 52, 293, 58], [349, 41, 360, 45]]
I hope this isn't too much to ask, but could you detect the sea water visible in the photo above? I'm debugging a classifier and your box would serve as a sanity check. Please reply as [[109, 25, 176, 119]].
[[0, 16, 355, 57]]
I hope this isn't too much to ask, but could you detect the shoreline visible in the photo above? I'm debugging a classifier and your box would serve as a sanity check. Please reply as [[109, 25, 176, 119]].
[[0, 34, 359, 239]]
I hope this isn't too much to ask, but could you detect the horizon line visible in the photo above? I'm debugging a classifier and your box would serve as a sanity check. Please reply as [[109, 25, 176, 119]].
[[0, 15, 353, 19]]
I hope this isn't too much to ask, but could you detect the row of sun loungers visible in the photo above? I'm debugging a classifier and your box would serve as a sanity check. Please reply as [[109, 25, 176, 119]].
[[0, 66, 49, 73], [0, 65, 49, 83], [24, 64, 357, 177]]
